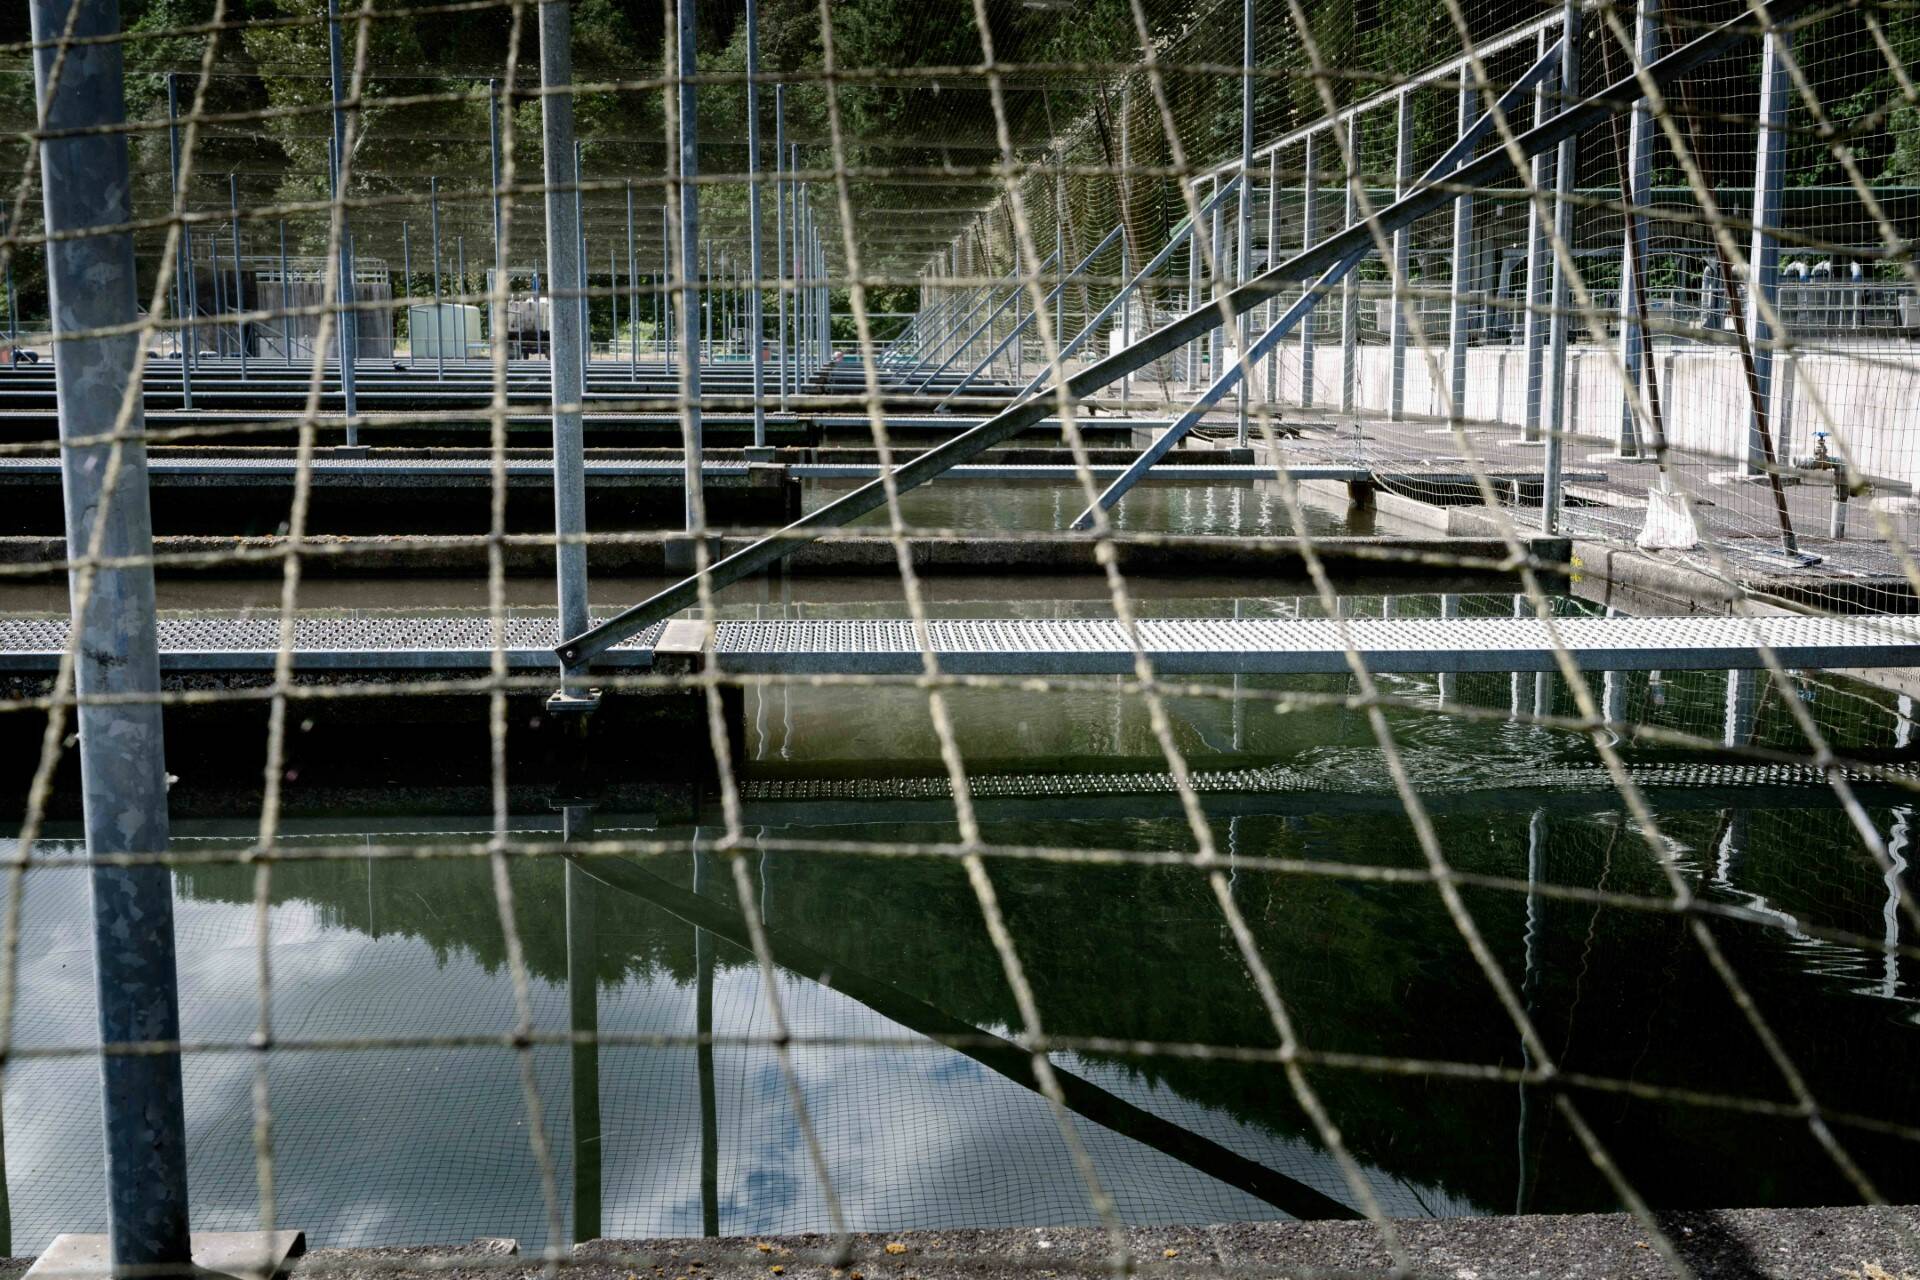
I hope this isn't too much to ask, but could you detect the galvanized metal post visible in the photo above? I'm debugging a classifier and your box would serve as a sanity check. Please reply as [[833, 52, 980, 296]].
[[564, 846, 599, 1244], [277, 221, 290, 366], [1615, 0, 1658, 458], [703, 239, 713, 366], [1298, 133, 1316, 408], [1235, 0, 1254, 444], [1446, 75, 1473, 422], [748, 0, 766, 445], [1054, 166, 1067, 362], [575, 140, 589, 387], [660, 206, 671, 359], [1207, 181, 1223, 386], [775, 85, 789, 411], [1265, 148, 1280, 403], [1339, 117, 1358, 415], [1746, 19, 1789, 476], [31, 0, 191, 1269], [326, 0, 358, 441], [1387, 89, 1412, 421], [1520, 29, 1553, 444], [458, 235, 468, 362], [430, 174, 445, 380], [609, 242, 618, 374], [489, 78, 503, 293], [677, 0, 704, 539], [1541, 0, 1579, 531], [163, 73, 193, 403], [228, 173, 246, 379], [400, 220, 412, 364], [539, 0, 590, 643], [625, 182, 637, 379]]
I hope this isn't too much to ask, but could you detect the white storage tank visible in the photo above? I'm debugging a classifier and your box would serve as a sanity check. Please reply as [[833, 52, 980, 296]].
[[407, 302, 482, 359]]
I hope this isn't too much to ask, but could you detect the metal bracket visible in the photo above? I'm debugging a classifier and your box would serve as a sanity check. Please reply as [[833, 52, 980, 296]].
[[546, 686, 602, 715]]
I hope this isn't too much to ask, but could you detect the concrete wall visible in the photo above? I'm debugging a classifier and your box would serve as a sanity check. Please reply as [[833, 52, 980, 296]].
[[1260, 340, 1920, 486]]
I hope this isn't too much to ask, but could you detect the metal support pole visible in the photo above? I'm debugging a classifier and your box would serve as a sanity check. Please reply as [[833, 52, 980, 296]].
[[1235, 0, 1254, 444], [430, 174, 445, 381], [703, 239, 713, 367], [626, 182, 637, 379], [775, 86, 789, 410], [1339, 117, 1359, 415], [1521, 29, 1553, 444], [1447, 77, 1473, 422], [326, 0, 358, 440], [661, 206, 671, 359], [1616, 0, 1658, 457], [1265, 148, 1280, 403], [1747, 20, 1789, 477], [31, 0, 190, 1267], [1541, 0, 1579, 531], [1054, 165, 1066, 360], [539, 0, 590, 643], [575, 140, 589, 387], [458, 235, 468, 362], [747, 0, 766, 446], [400, 220, 412, 364], [489, 78, 503, 294], [229, 173, 246, 379], [1387, 90, 1412, 421], [277, 220, 289, 366], [163, 73, 193, 405], [609, 242, 618, 377], [677, 0, 703, 537], [564, 844, 600, 1244], [1299, 133, 1316, 408]]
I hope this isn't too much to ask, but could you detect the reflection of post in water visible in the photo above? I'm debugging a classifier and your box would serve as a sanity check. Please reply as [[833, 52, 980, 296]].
[[1515, 807, 1546, 1215], [565, 808, 601, 1245], [693, 844, 719, 1237]]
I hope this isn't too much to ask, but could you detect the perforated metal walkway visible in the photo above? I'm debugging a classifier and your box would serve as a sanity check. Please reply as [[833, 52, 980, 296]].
[[3, 613, 1915, 676], [666, 614, 1920, 675]]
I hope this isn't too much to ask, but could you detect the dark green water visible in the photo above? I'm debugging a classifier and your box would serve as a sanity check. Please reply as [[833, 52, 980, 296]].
[[8, 591, 1920, 1250]]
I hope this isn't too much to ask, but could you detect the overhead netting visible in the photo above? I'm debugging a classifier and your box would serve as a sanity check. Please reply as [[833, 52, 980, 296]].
[[2, 0, 1920, 1275]]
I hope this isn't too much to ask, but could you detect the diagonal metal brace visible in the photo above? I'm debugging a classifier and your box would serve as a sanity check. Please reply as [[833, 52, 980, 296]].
[[938, 223, 1125, 407], [1071, 35, 1565, 529], [554, 0, 1802, 674], [912, 246, 1060, 392]]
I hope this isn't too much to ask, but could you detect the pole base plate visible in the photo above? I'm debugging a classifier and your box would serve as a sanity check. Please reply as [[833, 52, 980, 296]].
[[27, 1232, 305, 1280]]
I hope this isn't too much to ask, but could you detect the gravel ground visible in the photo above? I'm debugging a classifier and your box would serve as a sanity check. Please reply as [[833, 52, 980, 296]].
[[226, 1207, 1920, 1280]]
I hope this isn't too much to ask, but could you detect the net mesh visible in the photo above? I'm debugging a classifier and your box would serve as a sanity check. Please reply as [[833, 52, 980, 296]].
[[3, 0, 1920, 1274]]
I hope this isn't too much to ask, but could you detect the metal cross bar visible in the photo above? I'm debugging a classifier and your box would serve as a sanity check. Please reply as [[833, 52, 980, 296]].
[[913, 247, 1062, 394], [1011, 175, 1244, 403], [939, 224, 1124, 405], [1071, 38, 1563, 529], [554, 0, 1795, 672]]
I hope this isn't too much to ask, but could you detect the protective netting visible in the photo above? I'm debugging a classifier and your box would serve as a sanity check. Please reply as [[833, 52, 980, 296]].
[[3, 0, 1920, 1275]]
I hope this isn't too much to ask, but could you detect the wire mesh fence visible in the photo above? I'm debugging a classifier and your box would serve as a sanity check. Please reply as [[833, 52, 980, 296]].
[[3, 0, 1920, 1275]]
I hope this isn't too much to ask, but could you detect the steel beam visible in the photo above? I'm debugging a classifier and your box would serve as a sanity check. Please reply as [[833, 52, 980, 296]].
[[1746, 20, 1789, 477], [747, 0, 766, 446], [326, 0, 358, 439], [1387, 90, 1412, 421], [1541, 0, 1580, 532], [1616, 0, 1658, 457]]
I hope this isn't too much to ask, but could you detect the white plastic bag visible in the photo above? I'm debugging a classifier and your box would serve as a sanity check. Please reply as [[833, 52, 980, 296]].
[[1637, 478, 1699, 550]]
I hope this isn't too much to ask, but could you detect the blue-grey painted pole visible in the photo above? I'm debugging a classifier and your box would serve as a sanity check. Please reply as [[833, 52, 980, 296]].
[[660, 206, 670, 359], [163, 73, 193, 403], [1446, 76, 1473, 422], [1387, 89, 1412, 421], [626, 182, 638, 378], [430, 174, 445, 381], [1746, 18, 1788, 477], [1339, 117, 1358, 414], [610, 241, 618, 373], [1206, 180, 1222, 387], [326, 0, 358, 441], [1541, 0, 1579, 532], [678, 0, 704, 536], [31, 1, 191, 1269], [1235, 0, 1254, 444], [1265, 148, 1280, 402], [229, 173, 247, 379], [703, 239, 712, 367], [539, 0, 590, 643], [1298, 133, 1316, 408], [400, 220, 412, 365], [775, 85, 789, 410], [791, 145, 802, 386], [1521, 29, 1553, 444], [747, 0, 766, 445], [1616, 0, 1658, 458]]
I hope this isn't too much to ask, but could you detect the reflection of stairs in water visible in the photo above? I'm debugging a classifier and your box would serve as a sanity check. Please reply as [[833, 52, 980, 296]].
[[741, 759, 1912, 802]]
